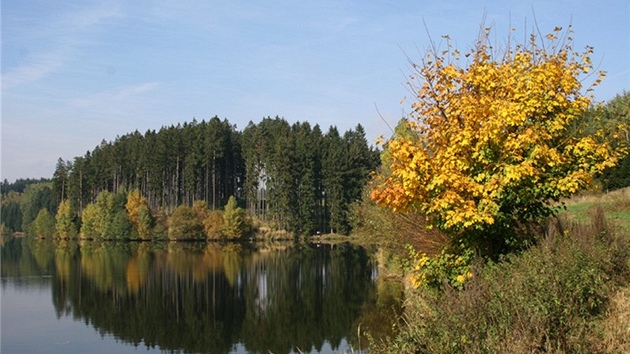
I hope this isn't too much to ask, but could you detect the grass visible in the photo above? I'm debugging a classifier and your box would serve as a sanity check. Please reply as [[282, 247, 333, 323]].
[[370, 188, 630, 354], [563, 187, 630, 232]]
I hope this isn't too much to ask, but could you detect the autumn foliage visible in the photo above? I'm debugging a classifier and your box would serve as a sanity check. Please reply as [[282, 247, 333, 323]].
[[126, 189, 152, 239], [371, 26, 623, 253]]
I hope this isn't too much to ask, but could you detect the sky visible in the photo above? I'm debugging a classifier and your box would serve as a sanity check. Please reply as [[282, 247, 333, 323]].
[[2, 0, 629, 182]]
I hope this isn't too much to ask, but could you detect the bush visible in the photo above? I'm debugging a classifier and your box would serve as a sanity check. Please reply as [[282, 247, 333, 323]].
[[376, 209, 630, 353], [80, 190, 130, 239], [168, 205, 204, 240], [203, 210, 224, 240], [371, 26, 622, 259]]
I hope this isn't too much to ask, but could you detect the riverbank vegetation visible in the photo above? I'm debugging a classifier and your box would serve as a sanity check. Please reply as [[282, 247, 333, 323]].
[[360, 23, 630, 353], [364, 191, 630, 353]]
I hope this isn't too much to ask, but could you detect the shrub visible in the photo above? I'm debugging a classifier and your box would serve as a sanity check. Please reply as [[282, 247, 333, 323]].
[[376, 210, 630, 353], [168, 205, 204, 240], [203, 210, 224, 240], [80, 190, 130, 239]]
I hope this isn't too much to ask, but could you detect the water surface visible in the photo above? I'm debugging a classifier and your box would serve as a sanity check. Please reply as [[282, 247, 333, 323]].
[[1, 237, 400, 354]]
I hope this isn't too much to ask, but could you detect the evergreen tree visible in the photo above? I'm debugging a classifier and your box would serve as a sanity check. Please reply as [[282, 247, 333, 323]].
[[293, 122, 319, 235], [67, 154, 91, 213], [322, 127, 349, 234], [269, 122, 298, 231], [107, 209, 133, 240], [52, 158, 72, 204], [241, 121, 264, 217], [1, 198, 22, 233]]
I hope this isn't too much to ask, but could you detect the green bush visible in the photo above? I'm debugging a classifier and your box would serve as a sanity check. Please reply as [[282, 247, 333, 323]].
[[80, 190, 130, 240], [168, 205, 204, 240], [32, 208, 56, 238]]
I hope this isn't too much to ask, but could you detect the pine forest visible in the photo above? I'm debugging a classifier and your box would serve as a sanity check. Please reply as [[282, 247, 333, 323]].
[[2, 116, 380, 238]]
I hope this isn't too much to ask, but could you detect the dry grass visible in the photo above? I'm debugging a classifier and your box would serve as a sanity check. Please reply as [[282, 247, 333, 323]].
[[562, 186, 630, 205], [596, 285, 630, 353], [352, 198, 449, 256]]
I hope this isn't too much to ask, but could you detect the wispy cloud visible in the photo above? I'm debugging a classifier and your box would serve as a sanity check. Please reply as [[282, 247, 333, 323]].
[[2, 53, 64, 89], [69, 82, 161, 110], [2, 3, 123, 89], [1, 80, 163, 180]]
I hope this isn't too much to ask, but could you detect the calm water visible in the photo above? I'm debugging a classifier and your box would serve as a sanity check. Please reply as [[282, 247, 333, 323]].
[[1, 237, 401, 354]]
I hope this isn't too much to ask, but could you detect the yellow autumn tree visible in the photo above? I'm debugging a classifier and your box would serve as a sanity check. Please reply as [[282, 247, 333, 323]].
[[125, 189, 152, 239], [55, 199, 77, 239], [371, 25, 624, 255]]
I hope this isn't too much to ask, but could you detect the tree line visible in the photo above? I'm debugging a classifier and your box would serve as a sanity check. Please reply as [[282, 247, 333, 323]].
[[1, 116, 381, 237]]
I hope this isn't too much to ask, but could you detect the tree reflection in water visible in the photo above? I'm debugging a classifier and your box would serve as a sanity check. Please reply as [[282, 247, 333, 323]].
[[1, 237, 402, 354]]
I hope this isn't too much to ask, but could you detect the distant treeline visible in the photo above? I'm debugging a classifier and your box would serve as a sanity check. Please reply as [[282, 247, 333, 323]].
[[0, 177, 50, 195], [2, 116, 381, 236]]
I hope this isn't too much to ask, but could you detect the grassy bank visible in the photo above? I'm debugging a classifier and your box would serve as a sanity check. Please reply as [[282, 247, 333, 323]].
[[371, 189, 630, 353]]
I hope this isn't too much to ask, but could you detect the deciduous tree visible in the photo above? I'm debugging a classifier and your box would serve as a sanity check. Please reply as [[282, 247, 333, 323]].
[[203, 210, 224, 240], [126, 189, 153, 239], [20, 182, 55, 234], [223, 196, 251, 239], [371, 25, 624, 255], [33, 208, 56, 238], [55, 199, 77, 238]]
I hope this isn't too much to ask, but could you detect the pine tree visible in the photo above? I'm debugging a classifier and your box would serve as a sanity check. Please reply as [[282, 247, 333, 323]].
[[52, 158, 71, 204], [322, 127, 349, 234]]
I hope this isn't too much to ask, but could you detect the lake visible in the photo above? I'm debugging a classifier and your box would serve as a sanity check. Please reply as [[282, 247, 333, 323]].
[[1, 237, 401, 354]]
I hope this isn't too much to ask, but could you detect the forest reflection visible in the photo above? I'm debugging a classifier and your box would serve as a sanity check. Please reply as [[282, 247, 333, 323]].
[[1, 237, 402, 354]]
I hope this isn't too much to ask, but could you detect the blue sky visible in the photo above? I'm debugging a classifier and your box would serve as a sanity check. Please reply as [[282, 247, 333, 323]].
[[2, 0, 629, 182]]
